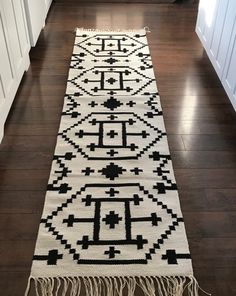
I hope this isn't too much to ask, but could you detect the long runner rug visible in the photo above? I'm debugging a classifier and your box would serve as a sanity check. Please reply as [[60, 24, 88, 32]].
[[25, 28, 207, 296]]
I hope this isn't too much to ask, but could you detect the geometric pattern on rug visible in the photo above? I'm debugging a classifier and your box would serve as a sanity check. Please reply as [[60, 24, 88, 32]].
[[29, 29, 193, 279]]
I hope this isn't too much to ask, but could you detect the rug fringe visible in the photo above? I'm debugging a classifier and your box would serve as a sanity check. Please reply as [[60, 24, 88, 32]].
[[25, 275, 211, 296], [74, 27, 151, 33]]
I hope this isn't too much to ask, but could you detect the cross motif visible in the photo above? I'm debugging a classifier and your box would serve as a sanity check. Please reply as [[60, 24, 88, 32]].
[[66, 100, 80, 108], [128, 118, 136, 125], [104, 246, 121, 259], [63, 214, 94, 227], [107, 114, 118, 120], [131, 213, 162, 226], [79, 235, 90, 249], [130, 143, 138, 151], [126, 100, 136, 107], [126, 130, 149, 139], [149, 152, 161, 160], [53, 152, 76, 161], [103, 97, 122, 110], [149, 152, 171, 161], [107, 77, 117, 85], [104, 57, 118, 64], [145, 112, 161, 118], [153, 182, 177, 194], [47, 183, 72, 194], [102, 211, 122, 228], [153, 167, 169, 176], [130, 167, 143, 175], [136, 235, 147, 249], [33, 249, 63, 265], [88, 101, 98, 107], [87, 143, 96, 151], [63, 214, 78, 227], [107, 130, 118, 138], [55, 167, 72, 178], [106, 149, 119, 157], [105, 188, 119, 197], [108, 91, 115, 95], [162, 250, 191, 264], [153, 182, 166, 194], [99, 163, 126, 180], [81, 167, 95, 176], [82, 194, 92, 206], [133, 194, 143, 205]]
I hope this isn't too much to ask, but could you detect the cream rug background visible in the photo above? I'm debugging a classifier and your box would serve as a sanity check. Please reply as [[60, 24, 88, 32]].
[[25, 28, 207, 296]]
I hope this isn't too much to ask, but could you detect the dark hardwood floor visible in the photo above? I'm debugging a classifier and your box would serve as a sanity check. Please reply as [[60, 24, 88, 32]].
[[0, 1, 236, 295]]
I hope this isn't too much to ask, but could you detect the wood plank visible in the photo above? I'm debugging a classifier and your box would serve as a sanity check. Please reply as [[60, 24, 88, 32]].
[[161, 95, 230, 107], [175, 169, 236, 189], [0, 272, 29, 296], [189, 238, 236, 268], [0, 136, 56, 152], [162, 106, 236, 121], [182, 134, 236, 150], [7, 107, 62, 123], [0, 191, 44, 214], [5, 123, 59, 136], [0, 214, 40, 240], [0, 152, 53, 169], [0, 241, 35, 271], [205, 189, 236, 211], [185, 212, 236, 238], [0, 170, 49, 191], [166, 135, 185, 151], [165, 120, 236, 135], [172, 151, 236, 168], [179, 188, 236, 212]]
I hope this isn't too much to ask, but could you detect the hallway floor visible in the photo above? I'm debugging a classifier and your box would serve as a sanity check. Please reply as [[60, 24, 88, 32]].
[[0, 1, 236, 295]]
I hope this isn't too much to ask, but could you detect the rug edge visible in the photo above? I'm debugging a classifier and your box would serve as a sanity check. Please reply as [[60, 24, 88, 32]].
[[75, 27, 150, 34], [25, 275, 210, 296]]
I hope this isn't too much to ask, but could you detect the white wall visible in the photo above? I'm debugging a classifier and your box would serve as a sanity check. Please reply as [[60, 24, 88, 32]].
[[196, 0, 236, 110], [0, 0, 30, 142]]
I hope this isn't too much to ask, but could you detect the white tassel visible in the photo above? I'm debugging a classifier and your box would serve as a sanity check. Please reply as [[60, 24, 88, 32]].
[[144, 26, 151, 33], [74, 27, 149, 33], [138, 276, 155, 296], [24, 276, 31, 296], [127, 277, 136, 296], [55, 277, 61, 295], [24, 275, 211, 296]]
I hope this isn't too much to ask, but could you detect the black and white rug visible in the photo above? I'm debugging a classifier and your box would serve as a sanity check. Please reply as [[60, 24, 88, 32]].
[[25, 28, 206, 296]]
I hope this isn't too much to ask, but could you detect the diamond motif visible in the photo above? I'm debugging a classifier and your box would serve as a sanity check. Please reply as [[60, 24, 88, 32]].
[[59, 112, 166, 160], [41, 184, 183, 264], [99, 163, 126, 180], [103, 97, 123, 110], [75, 34, 146, 57]]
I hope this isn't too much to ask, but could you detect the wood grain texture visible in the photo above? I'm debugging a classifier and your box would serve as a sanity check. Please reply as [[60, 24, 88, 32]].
[[0, 0, 235, 295]]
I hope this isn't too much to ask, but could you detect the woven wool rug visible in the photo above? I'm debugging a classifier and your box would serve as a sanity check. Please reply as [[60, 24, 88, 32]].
[[25, 28, 206, 296]]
